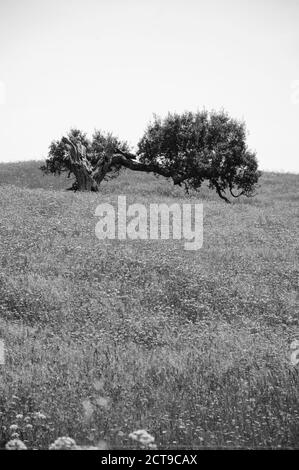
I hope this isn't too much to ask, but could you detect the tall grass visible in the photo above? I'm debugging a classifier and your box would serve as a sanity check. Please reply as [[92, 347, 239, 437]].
[[0, 165, 298, 449]]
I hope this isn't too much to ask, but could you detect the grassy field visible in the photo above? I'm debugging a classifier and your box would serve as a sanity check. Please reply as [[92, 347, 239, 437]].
[[0, 161, 298, 449]]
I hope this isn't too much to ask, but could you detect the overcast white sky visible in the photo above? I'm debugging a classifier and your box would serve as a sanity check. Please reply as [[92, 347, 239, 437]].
[[0, 0, 298, 172]]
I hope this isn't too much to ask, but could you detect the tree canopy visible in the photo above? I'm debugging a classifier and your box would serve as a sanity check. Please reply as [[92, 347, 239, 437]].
[[41, 110, 261, 202]]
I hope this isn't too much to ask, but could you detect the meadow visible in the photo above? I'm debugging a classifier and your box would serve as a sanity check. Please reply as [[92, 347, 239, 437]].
[[0, 161, 298, 449]]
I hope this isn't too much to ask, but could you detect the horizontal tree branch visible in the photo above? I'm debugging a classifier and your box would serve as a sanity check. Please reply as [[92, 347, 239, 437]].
[[109, 153, 189, 186]]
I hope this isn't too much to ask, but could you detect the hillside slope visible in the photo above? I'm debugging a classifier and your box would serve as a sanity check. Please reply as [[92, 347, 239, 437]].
[[0, 162, 298, 449]]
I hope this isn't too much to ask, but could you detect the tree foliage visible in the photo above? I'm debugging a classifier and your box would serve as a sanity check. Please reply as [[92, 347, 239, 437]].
[[41, 110, 261, 202]]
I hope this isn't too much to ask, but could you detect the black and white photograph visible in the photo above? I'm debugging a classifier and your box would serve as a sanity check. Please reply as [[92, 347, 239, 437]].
[[0, 0, 298, 456]]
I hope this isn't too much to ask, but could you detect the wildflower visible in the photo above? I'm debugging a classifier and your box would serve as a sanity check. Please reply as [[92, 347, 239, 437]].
[[33, 412, 46, 420], [5, 439, 27, 450], [82, 400, 93, 420], [25, 424, 33, 430], [16, 414, 23, 420], [129, 430, 155, 446], [11, 432, 20, 439], [93, 379, 104, 391], [290, 339, 299, 350], [95, 397, 110, 409], [148, 443, 158, 449], [49, 437, 78, 450], [95, 440, 107, 450], [9, 424, 18, 432], [24, 416, 31, 423], [290, 350, 299, 366]]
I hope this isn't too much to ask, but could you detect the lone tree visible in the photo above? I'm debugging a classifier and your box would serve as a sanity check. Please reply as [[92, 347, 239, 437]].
[[41, 110, 261, 202]]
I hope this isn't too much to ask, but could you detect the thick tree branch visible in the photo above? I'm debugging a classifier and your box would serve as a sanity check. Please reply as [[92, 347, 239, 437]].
[[229, 184, 256, 198], [213, 181, 231, 203], [108, 153, 189, 186], [229, 188, 245, 198], [114, 147, 137, 160]]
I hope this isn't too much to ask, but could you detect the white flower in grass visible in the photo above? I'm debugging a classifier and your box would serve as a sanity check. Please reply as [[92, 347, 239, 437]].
[[290, 339, 299, 366], [9, 424, 18, 432], [129, 430, 155, 446], [148, 443, 158, 449], [16, 414, 23, 420], [49, 437, 78, 450], [82, 399, 94, 420], [34, 412, 46, 420], [291, 353, 299, 366], [5, 439, 27, 450], [290, 339, 299, 350]]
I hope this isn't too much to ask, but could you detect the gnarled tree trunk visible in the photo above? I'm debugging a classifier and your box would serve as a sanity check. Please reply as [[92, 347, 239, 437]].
[[63, 137, 99, 192]]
